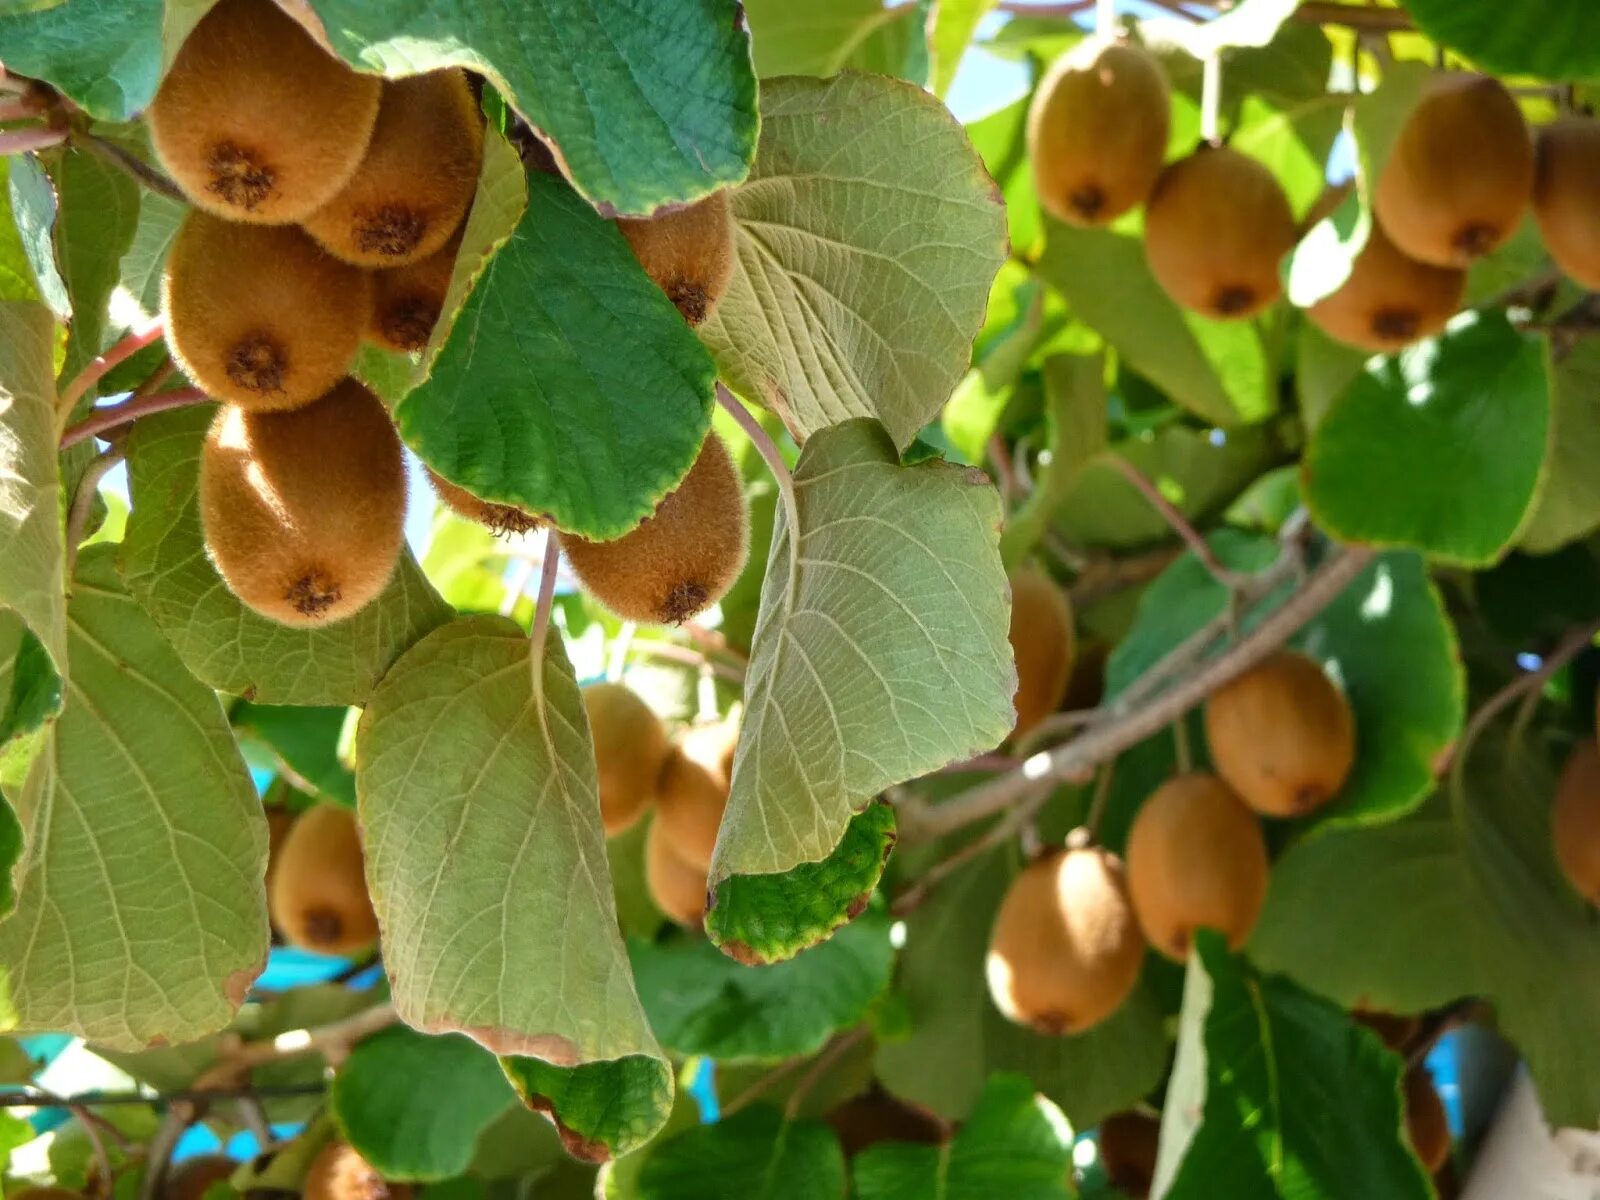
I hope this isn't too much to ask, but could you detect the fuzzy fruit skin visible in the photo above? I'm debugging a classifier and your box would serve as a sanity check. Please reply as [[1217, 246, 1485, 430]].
[[304, 1142, 411, 1200], [582, 682, 669, 837], [1307, 222, 1465, 352], [1125, 773, 1269, 959], [1533, 117, 1600, 289], [200, 379, 406, 627], [1097, 1111, 1160, 1200], [985, 845, 1146, 1035], [426, 467, 539, 536], [559, 433, 749, 625], [1553, 739, 1600, 903], [654, 721, 736, 870], [163, 1155, 236, 1200], [164, 212, 372, 412], [1143, 146, 1296, 320], [304, 70, 484, 268], [645, 816, 709, 926], [268, 805, 379, 956], [367, 233, 461, 352], [1404, 1068, 1450, 1174], [617, 190, 736, 325], [1204, 649, 1356, 817], [147, 0, 380, 223], [1375, 75, 1533, 268], [1027, 38, 1170, 227], [1008, 566, 1075, 740]]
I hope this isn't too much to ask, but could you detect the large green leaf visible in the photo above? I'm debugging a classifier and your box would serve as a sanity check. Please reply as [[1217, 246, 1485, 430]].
[[1518, 339, 1600, 553], [232, 703, 355, 808], [0, 1, 167, 122], [48, 149, 142, 379], [701, 74, 1007, 449], [7, 156, 70, 317], [119, 405, 452, 705], [1403, 0, 1600, 82], [930, 0, 996, 97], [745, 0, 926, 81], [115, 188, 185, 322], [635, 1105, 847, 1200], [0, 547, 267, 1049], [357, 616, 670, 1160]]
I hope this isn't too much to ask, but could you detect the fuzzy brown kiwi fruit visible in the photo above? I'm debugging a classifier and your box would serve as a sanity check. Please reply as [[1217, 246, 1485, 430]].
[[583, 682, 670, 836], [268, 804, 378, 956], [1125, 773, 1269, 960], [1533, 117, 1600, 289], [164, 212, 372, 411], [303, 1142, 411, 1200], [559, 433, 749, 626], [367, 232, 461, 352], [617, 190, 736, 325], [1306, 222, 1465, 351], [1008, 566, 1075, 740], [303, 70, 484, 268], [201, 380, 405, 626], [1097, 1111, 1161, 1200], [147, 0, 380, 223], [1143, 146, 1297, 320], [985, 843, 1146, 1035], [426, 467, 540, 537], [163, 1155, 237, 1200], [1375, 75, 1533, 268], [1204, 650, 1355, 817], [645, 816, 709, 927], [1027, 38, 1170, 227], [1404, 1068, 1450, 1175], [1552, 739, 1600, 903], [654, 721, 737, 871]]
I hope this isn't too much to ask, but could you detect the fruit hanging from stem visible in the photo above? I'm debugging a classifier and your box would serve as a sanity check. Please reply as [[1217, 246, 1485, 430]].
[[1532, 116, 1600, 290], [583, 682, 670, 837], [617, 190, 737, 326], [1007, 566, 1075, 741], [268, 804, 379, 956], [1306, 221, 1464, 352]]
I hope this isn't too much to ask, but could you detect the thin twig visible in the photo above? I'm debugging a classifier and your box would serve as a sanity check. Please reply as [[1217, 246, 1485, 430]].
[[1013, 707, 1099, 757], [1067, 545, 1183, 608], [234, 1095, 275, 1151], [1084, 759, 1116, 839], [56, 319, 166, 421], [717, 386, 798, 584], [0, 1084, 328, 1108], [68, 129, 187, 202], [1106, 454, 1243, 589], [784, 1028, 868, 1120], [75, 1103, 115, 1200], [64, 449, 125, 574], [890, 784, 1041, 915], [60, 386, 209, 449], [0, 126, 65, 155], [1172, 717, 1193, 773], [988, 434, 1021, 506], [528, 539, 561, 677], [1292, 1, 1413, 31], [934, 752, 1017, 775], [626, 638, 746, 686]]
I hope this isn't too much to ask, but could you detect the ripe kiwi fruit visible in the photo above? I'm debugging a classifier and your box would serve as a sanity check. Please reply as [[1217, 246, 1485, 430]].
[[146, 0, 381, 223], [1533, 117, 1600, 289], [200, 379, 406, 626], [163, 1155, 236, 1200], [1008, 566, 1075, 741], [645, 816, 709, 927], [303, 1142, 411, 1200], [1552, 739, 1600, 903], [367, 232, 461, 352], [1404, 1068, 1450, 1175], [583, 682, 670, 837], [1097, 1110, 1161, 1200], [164, 211, 372, 411], [1204, 650, 1356, 817], [1375, 75, 1533, 268], [559, 432, 749, 626], [268, 804, 378, 956], [617, 190, 736, 325], [1027, 37, 1170, 227], [1143, 146, 1297, 320], [985, 843, 1146, 1035], [303, 70, 484, 268], [653, 720, 737, 871], [1306, 222, 1465, 352], [426, 467, 539, 537]]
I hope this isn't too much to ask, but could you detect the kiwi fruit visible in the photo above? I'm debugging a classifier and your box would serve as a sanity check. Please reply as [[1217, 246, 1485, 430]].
[[823, 1088, 945, 1157], [303, 70, 484, 268], [264, 804, 295, 894], [146, 0, 381, 223], [617, 190, 736, 325], [1552, 739, 1600, 903], [268, 804, 378, 956], [1143, 146, 1296, 320], [1533, 117, 1600, 289], [1204, 650, 1356, 817], [559, 433, 749, 626], [653, 720, 737, 870], [645, 816, 709, 927], [1306, 222, 1465, 351], [1125, 773, 1269, 959], [163, 1155, 237, 1200], [164, 211, 372, 411], [200, 379, 406, 626], [303, 1142, 411, 1200], [1027, 38, 1170, 227], [367, 232, 461, 352], [985, 844, 1146, 1035], [583, 682, 670, 837], [1404, 1068, 1450, 1174], [426, 467, 540, 537], [1008, 566, 1075, 740], [1375, 75, 1533, 268], [1097, 1110, 1161, 1200]]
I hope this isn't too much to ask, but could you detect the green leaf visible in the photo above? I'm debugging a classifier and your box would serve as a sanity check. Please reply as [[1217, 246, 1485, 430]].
[[0, 1, 165, 122], [394, 172, 715, 540], [965, 97, 1042, 257], [0, 546, 267, 1049], [1294, 320, 1367, 435], [745, 0, 920, 79], [1304, 311, 1551, 566], [357, 615, 671, 1160], [635, 1105, 847, 1200], [853, 1073, 1075, 1200], [48, 148, 142, 378], [1402, 0, 1600, 82], [119, 404, 453, 705], [7, 156, 69, 316], [700, 74, 1007, 449], [632, 909, 893, 1061], [1147, 0, 1302, 54], [232, 703, 355, 808], [115, 188, 185, 323], [930, 0, 997, 96], [1518, 339, 1600, 553]]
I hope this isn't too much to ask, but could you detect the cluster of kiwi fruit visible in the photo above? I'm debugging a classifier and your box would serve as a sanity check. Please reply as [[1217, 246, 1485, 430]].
[[1028, 35, 1600, 352]]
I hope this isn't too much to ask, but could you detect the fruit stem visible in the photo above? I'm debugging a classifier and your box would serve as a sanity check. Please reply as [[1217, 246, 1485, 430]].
[[55, 318, 166, 423], [59, 385, 210, 449], [1106, 454, 1246, 591], [716, 383, 799, 578], [528, 538, 561, 682], [0, 125, 65, 156], [1200, 50, 1223, 145], [1085, 759, 1116, 839], [64, 448, 125, 575], [67, 127, 187, 202], [1172, 717, 1193, 773]]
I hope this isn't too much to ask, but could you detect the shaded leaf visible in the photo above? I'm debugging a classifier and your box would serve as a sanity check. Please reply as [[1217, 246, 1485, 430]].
[[1403, 0, 1600, 82], [1518, 338, 1600, 553], [48, 148, 142, 378], [635, 1104, 847, 1200]]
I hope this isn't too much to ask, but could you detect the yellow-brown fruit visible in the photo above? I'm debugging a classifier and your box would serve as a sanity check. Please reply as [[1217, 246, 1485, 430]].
[[164, 212, 372, 412], [200, 380, 406, 626], [1404, 1068, 1450, 1175], [1097, 1110, 1161, 1200], [645, 817, 709, 927], [1306, 222, 1465, 351], [146, 0, 381, 223], [1553, 739, 1600, 903], [1204, 650, 1356, 817], [304, 1142, 412, 1200], [1027, 38, 1170, 227], [268, 805, 379, 956], [617, 190, 736, 325], [426, 467, 539, 537], [559, 433, 749, 626], [654, 721, 737, 871], [367, 233, 461, 352], [1008, 566, 1075, 740], [1125, 773, 1269, 959], [1144, 146, 1297, 320], [164, 1155, 236, 1200], [1375, 75, 1533, 268], [303, 70, 484, 268], [1533, 117, 1600, 289], [583, 682, 670, 837], [264, 805, 295, 895], [985, 845, 1146, 1035]]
